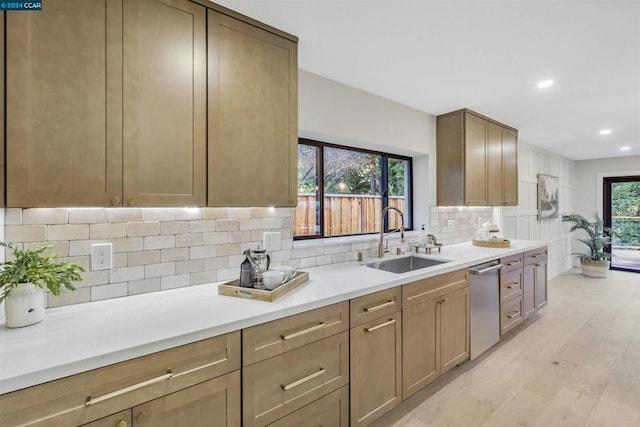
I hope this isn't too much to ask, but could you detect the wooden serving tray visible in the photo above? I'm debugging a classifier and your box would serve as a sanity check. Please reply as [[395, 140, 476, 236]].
[[472, 238, 511, 248], [218, 271, 309, 302]]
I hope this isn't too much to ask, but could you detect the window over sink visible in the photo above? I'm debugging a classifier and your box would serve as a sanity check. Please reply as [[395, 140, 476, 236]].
[[294, 138, 413, 239]]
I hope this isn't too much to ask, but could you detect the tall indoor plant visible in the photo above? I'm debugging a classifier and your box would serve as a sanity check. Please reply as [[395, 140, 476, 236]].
[[0, 243, 84, 328], [562, 213, 613, 277]]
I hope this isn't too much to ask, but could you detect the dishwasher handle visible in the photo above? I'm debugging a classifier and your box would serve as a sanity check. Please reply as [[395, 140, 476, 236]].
[[469, 263, 503, 275]]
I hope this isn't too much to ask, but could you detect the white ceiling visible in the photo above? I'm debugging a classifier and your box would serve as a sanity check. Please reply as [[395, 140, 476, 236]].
[[214, 0, 640, 161]]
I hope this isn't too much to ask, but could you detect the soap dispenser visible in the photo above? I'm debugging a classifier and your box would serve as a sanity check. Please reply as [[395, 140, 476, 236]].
[[419, 224, 428, 246]]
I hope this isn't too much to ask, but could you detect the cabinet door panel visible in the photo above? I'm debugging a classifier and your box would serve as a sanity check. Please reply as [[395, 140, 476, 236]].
[[487, 123, 504, 206], [464, 113, 488, 205], [208, 10, 297, 207], [350, 312, 402, 426], [523, 264, 536, 318], [502, 129, 518, 205], [402, 299, 440, 399], [535, 261, 548, 309], [123, 0, 206, 206], [6, 0, 122, 207], [132, 371, 240, 427], [268, 386, 349, 427], [440, 287, 470, 374]]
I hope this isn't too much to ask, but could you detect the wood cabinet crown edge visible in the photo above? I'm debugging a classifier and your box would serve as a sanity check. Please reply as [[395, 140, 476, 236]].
[[189, 0, 298, 42], [436, 108, 517, 132]]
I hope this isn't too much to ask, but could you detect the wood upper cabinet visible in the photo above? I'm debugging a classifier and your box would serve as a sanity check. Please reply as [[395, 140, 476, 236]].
[[207, 10, 298, 207], [122, 0, 206, 207], [5, 0, 206, 207], [350, 311, 402, 427], [6, 0, 122, 207], [436, 109, 518, 206]]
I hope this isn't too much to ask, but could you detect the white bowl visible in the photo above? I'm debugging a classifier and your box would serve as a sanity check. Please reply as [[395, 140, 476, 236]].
[[271, 265, 295, 281], [263, 270, 287, 290]]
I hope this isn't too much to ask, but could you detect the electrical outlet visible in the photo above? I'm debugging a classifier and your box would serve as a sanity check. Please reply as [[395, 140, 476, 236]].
[[91, 243, 112, 270], [263, 232, 281, 251]]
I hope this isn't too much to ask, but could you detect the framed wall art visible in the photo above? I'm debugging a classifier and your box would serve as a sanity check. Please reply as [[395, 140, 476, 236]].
[[537, 173, 559, 220]]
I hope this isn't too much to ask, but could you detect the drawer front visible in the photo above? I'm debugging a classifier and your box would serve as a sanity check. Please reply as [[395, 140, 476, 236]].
[[0, 331, 241, 426], [500, 253, 523, 273], [351, 287, 401, 327], [524, 247, 548, 265], [402, 268, 468, 309], [267, 386, 349, 427], [243, 331, 349, 427], [500, 269, 523, 302], [500, 296, 523, 335], [243, 301, 349, 366]]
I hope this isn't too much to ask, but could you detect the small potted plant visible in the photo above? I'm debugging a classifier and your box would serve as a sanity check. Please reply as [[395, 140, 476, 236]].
[[0, 243, 85, 328], [562, 213, 614, 277]]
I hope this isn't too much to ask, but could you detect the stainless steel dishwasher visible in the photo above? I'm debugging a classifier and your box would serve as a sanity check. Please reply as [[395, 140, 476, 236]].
[[469, 260, 503, 360]]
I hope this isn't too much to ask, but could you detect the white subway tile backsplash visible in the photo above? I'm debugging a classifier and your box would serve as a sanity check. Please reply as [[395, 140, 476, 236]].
[[175, 208, 203, 221], [160, 248, 189, 262], [190, 220, 216, 233], [160, 274, 189, 290], [69, 209, 107, 224], [202, 232, 228, 245], [216, 268, 238, 281], [190, 245, 216, 259], [128, 250, 161, 266], [91, 282, 128, 301], [228, 230, 251, 243], [240, 219, 261, 231], [202, 209, 228, 220], [160, 221, 189, 235], [48, 288, 91, 307], [145, 262, 175, 279], [6, 225, 47, 242], [110, 266, 145, 283], [127, 222, 160, 237], [216, 243, 240, 257], [175, 259, 204, 274], [144, 235, 175, 250], [5, 208, 22, 225], [176, 233, 203, 247], [190, 270, 216, 285], [113, 253, 128, 268], [299, 257, 317, 268], [143, 208, 176, 222], [129, 278, 161, 295], [111, 237, 144, 253], [262, 218, 283, 229], [48, 224, 89, 241], [22, 208, 68, 225], [90, 223, 127, 239], [227, 208, 252, 219], [108, 209, 143, 223], [216, 219, 240, 231]]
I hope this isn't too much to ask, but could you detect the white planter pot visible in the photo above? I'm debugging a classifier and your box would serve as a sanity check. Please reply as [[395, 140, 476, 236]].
[[580, 259, 610, 278], [5, 283, 45, 328]]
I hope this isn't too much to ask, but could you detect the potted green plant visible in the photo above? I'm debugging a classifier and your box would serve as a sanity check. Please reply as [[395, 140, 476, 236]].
[[562, 213, 614, 277], [0, 243, 85, 328]]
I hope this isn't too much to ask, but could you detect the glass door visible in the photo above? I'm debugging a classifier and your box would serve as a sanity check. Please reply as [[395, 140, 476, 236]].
[[603, 176, 640, 272]]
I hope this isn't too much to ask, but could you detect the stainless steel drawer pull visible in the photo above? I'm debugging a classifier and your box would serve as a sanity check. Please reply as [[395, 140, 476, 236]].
[[506, 260, 520, 266], [85, 370, 173, 406], [363, 300, 395, 312], [365, 319, 396, 332], [506, 282, 520, 289], [531, 253, 545, 258], [281, 368, 326, 391], [506, 311, 520, 319], [281, 322, 326, 340]]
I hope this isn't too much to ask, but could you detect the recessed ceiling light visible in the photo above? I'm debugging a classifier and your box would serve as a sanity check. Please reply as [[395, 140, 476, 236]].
[[599, 129, 612, 135], [620, 146, 631, 151], [537, 79, 554, 88]]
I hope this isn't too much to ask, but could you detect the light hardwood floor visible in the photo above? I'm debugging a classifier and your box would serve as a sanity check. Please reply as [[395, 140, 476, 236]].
[[375, 269, 640, 427]]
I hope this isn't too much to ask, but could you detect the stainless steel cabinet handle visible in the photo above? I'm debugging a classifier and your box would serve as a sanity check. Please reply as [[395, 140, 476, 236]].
[[470, 263, 503, 275], [363, 300, 395, 312], [506, 282, 520, 289], [365, 319, 396, 332], [85, 370, 173, 406], [281, 368, 326, 391], [506, 311, 520, 319], [281, 323, 326, 340], [506, 261, 520, 266]]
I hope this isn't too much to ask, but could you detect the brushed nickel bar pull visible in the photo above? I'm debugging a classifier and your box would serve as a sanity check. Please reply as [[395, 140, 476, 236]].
[[507, 311, 520, 319], [363, 300, 395, 312], [365, 319, 396, 332], [281, 368, 326, 391], [506, 283, 520, 289], [407, 279, 468, 301], [281, 322, 326, 340], [85, 370, 174, 406]]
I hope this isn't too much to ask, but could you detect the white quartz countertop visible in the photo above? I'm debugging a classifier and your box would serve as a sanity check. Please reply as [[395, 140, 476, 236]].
[[0, 239, 545, 394]]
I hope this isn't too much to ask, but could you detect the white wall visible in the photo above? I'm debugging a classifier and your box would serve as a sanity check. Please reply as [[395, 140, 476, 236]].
[[500, 141, 575, 278], [574, 155, 640, 218], [298, 70, 436, 228]]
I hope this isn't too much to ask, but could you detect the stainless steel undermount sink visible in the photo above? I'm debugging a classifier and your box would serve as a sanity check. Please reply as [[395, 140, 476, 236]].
[[365, 255, 451, 274]]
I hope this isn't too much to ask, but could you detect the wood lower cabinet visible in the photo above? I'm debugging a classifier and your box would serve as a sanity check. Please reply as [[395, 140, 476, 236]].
[[522, 246, 548, 318], [350, 311, 402, 427], [208, 10, 298, 207], [402, 269, 470, 400], [0, 332, 240, 426], [82, 410, 131, 427], [535, 259, 548, 309], [268, 386, 349, 427], [436, 109, 518, 206], [523, 264, 537, 318]]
